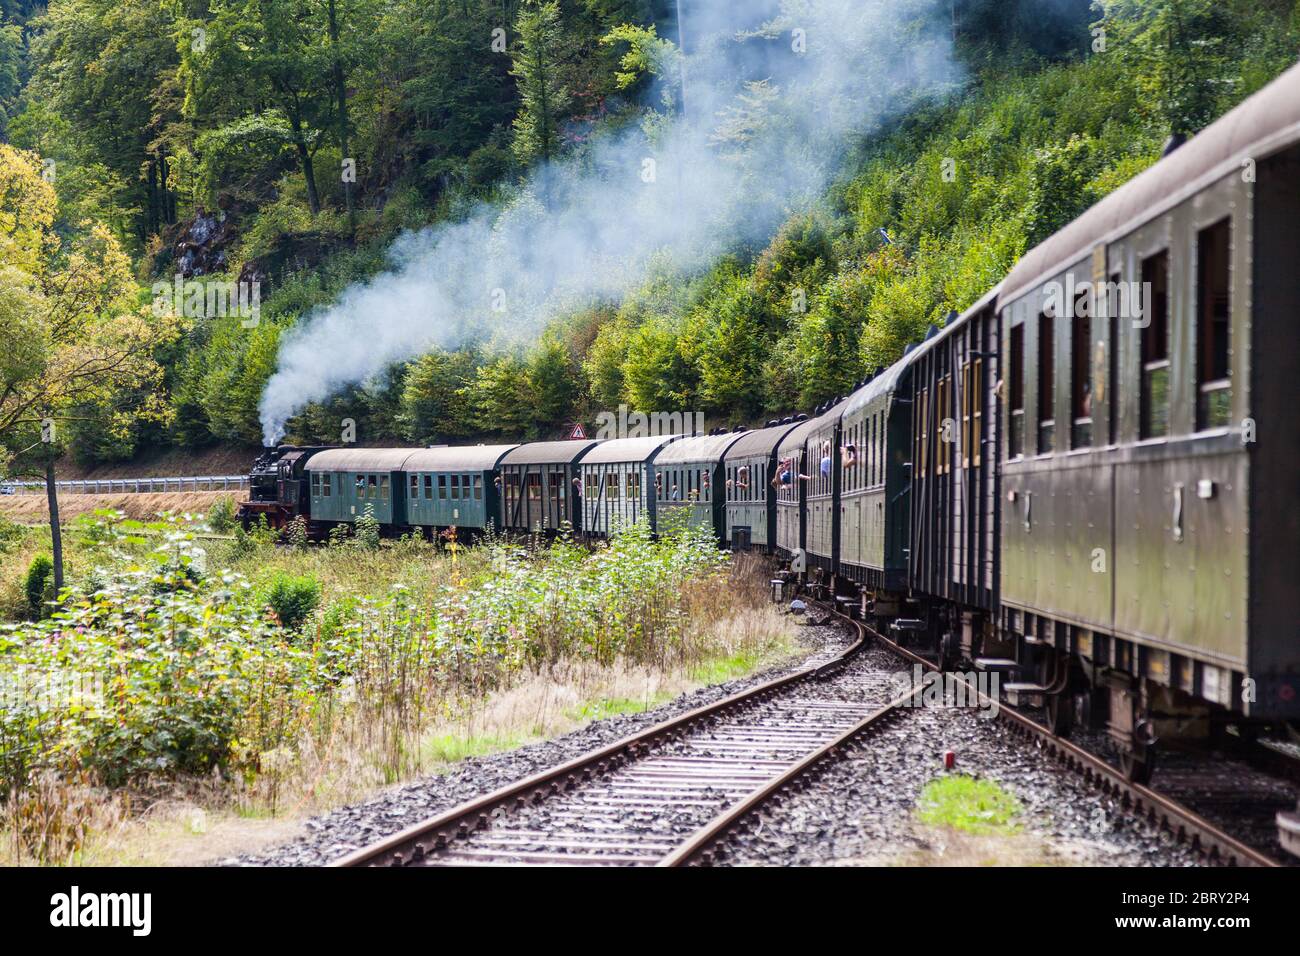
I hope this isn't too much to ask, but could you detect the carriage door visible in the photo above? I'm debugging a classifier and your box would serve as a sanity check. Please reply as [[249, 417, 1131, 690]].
[[547, 468, 562, 528]]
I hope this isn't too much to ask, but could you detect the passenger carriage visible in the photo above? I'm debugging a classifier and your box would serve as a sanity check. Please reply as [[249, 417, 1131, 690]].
[[721, 422, 802, 552], [498, 440, 600, 534], [579, 434, 681, 537], [802, 398, 851, 579], [304, 448, 414, 528], [840, 350, 926, 599], [990, 61, 1300, 771], [773, 415, 813, 559], [652, 431, 747, 541], [400, 445, 517, 536], [906, 289, 1001, 662]]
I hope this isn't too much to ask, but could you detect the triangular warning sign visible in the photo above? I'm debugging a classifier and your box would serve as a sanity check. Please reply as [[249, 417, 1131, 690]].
[[568, 423, 586, 439]]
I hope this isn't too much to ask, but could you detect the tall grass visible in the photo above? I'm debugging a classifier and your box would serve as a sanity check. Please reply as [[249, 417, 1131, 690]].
[[0, 514, 765, 861]]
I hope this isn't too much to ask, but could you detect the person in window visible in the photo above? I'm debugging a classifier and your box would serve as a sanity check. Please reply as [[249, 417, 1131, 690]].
[[670, 483, 680, 501], [688, 488, 699, 501], [735, 465, 749, 490], [775, 459, 793, 488], [572, 476, 583, 497], [819, 441, 832, 478], [842, 443, 858, 468]]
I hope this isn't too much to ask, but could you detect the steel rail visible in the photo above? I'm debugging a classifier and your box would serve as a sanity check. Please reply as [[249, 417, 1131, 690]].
[[854, 609, 1280, 868], [333, 608, 865, 867]]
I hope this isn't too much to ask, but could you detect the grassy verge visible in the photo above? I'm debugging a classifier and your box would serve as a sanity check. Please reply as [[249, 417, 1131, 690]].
[[0, 510, 804, 865]]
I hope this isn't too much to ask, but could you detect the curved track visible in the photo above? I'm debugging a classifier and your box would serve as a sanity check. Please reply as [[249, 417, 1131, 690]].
[[336, 602, 1280, 868]]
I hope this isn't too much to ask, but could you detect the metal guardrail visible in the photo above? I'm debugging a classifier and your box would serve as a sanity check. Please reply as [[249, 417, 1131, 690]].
[[0, 475, 249, 496]]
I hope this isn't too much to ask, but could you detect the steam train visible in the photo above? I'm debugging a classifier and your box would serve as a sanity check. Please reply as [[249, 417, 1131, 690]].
[[240, 63, 1300, 796]]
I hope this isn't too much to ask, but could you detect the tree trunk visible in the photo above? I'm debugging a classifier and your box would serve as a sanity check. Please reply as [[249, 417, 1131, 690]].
[[45, 458, 64, 595], [328, 0, 355, 232], [296, 137, 322, 215]]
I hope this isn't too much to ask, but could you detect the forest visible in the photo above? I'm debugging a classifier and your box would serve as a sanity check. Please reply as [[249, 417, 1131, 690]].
[[0, 0, 1296, 469]]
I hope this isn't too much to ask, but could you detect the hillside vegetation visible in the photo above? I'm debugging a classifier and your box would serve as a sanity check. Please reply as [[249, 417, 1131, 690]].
[[0, 0, 1295, 468]]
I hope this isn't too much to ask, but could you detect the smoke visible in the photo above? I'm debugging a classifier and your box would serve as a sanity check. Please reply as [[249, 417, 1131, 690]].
[[259, 0, 960, 445]]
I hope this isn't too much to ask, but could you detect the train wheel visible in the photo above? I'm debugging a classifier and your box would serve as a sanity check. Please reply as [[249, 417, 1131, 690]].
[[1045, 692, 1074, 738], [1119, 748, 1155, 785], [1120, 719, 1158, 784], [937, 631, 959, 672]]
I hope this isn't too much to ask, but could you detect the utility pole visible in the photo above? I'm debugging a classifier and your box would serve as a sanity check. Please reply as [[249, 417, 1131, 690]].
[[45, 455, 63, 594]]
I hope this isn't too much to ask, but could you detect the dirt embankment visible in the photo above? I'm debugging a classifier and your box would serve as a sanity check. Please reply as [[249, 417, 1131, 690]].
[[0, 491, 240, 524], [52, 445, 262, 481]]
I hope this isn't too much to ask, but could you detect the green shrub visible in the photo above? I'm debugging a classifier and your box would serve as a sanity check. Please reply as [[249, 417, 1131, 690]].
[[0, 513, 28, 553], [24, 555, 54, 619], [353, 506, 380, 550], [208, 496, 237, 533], [285, 515, 309, 550], [263, 572, 321, 630]]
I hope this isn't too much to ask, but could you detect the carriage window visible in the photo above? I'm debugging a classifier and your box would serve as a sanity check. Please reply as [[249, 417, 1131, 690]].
[[1140, 251, 1170, 439], [960, 364, 971, 467], [1037, 311, 1055, 454], [474, 476, 483, 500], [366, 475, 377, 501], [381, 476, 390, 501], [438, 475, 447, 500], [867, 415, 874, 485], [1071, 292, 1093, 448], [423, 475, 432, 499], [971, 358, 983, 467], [355, 475, 365, 497], [409, 474, 419, 499], [937, 375, 951, 474], [1196, 218, 1231, 430], [1108, 273, 1120, 445], [608, 471, 620, 499], [526, 473, 541, 501], [1009, 324, 1025, 458], [918, 389, 929, 476]]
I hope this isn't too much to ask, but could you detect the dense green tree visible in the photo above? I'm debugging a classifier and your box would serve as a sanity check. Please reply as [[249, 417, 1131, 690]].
[[400, 348, 481, 444], [182, 0, 338, 215], [26, 0, 181, 241], [527, 333, 581, 430], [510, 0, 570, 166], [0, 17, 21, 135], [396, 0, 520, 195]]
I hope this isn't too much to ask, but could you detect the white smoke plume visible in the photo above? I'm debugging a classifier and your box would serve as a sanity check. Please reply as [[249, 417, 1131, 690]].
[[259, 0, 960, 444]]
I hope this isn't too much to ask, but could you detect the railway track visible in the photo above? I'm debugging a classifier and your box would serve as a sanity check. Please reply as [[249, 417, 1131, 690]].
[[336, 601, 1281, 868]]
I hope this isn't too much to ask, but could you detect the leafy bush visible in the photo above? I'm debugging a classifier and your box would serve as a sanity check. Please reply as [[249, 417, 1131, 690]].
[[0, 513, 27, 553], [0, 517, 729, 793], [353, 506, 380, 550], [263, 572, 321, 630], [285, 515, 309, 550], [207, 496, 237, 533], [23, 554, 53, 619]]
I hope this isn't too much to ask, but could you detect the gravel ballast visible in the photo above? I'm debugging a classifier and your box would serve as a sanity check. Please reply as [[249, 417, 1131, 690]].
[[714, 699, 1208, 867]]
